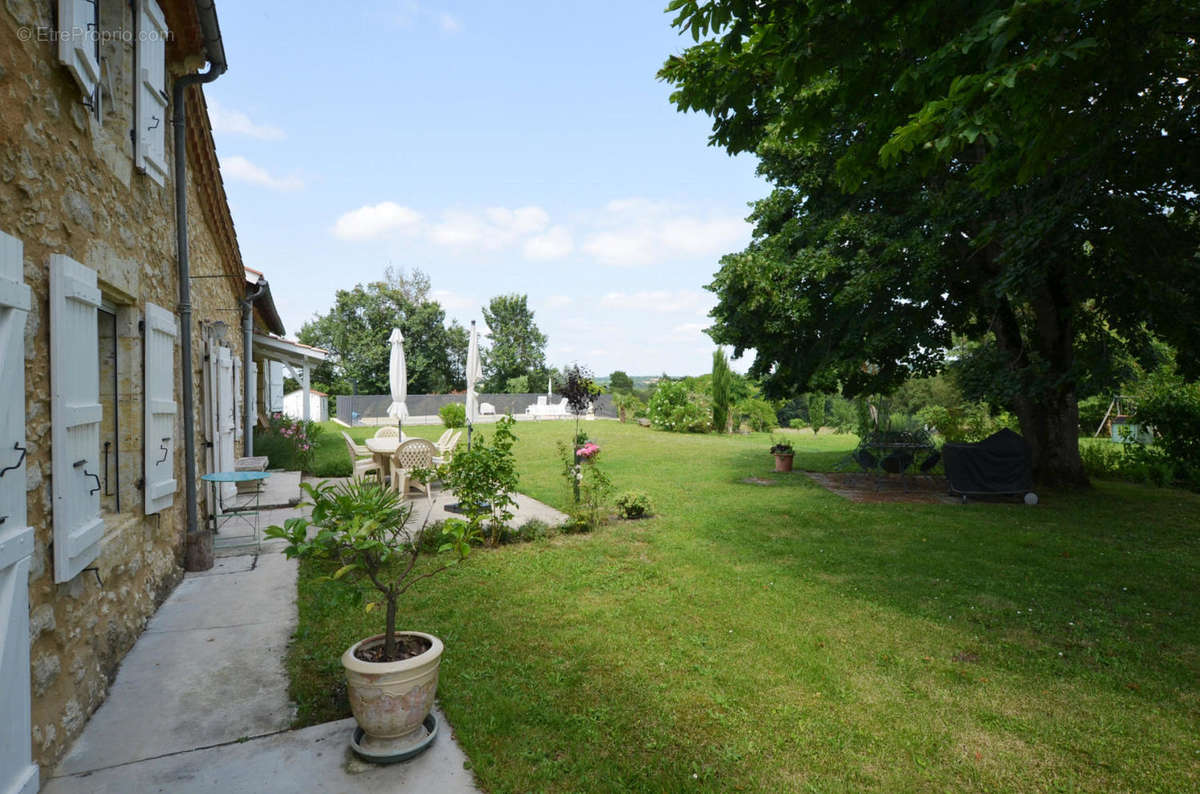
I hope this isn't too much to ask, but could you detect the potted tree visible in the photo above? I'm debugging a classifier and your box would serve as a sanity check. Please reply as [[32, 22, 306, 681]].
[[770, 437, 795, 472], [265, 479, 476, 762]]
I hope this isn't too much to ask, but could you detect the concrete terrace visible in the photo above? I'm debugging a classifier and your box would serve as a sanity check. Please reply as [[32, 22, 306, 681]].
[[42, 472, 567, 793]]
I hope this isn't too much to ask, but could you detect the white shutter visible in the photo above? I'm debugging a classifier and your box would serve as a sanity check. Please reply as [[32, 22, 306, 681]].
[[143, 303, 177, 515], [248, 360, 258, 430], [216, 347, 236, 502], [0, 232, 38, 794], [58, 0, 99, 101], [268, 360, 284, 414], [135, 0, 169, 185], [50, 255, 104, 583], [233, 357, 243, 440]]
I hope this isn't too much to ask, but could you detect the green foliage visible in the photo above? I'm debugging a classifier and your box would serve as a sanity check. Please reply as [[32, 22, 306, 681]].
[[733, 397, 777, 432], [264, 479, 474, 660], [482, 294, 548, 391], [447, 416, 520, 546], [439, 402, 466, 429], [768, 436, 794, 455], [504, 374, 530, 394], [711, 349, 733, 433], [1077, 395, 1112, 435], [660, 0, 1200, 486], [614, 490, 653, 520], [612, 392, 645, 423], [297, 267, 468, 395], [648, 379, 711, 433], [262, 414, 323, 472], [1134, 367, 1200, 479], [558, 441, 614, 532], [608, 370, 634, 393], [806, 394, 826, 435]]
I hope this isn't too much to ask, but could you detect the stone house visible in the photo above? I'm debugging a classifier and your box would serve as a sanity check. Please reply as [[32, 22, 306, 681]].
[[0, 0, 298, 787]]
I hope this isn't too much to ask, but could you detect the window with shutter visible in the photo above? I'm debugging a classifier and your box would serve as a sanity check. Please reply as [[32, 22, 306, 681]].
[[50, 255, 104, 584], [143, 303, 177, 515], [0, 231, 38, 794], [135, 0, 169, 185], [58, 0, 99, 102]]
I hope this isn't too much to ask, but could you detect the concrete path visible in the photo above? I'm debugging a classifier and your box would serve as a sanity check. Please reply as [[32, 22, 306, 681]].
[[43, 539, 482, 792]]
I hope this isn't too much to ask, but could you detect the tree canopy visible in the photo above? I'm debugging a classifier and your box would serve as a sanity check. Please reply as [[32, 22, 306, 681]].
[[482, 294, 548, 392], [297, 268, 468, 395], [660, 0, 1200, 485]]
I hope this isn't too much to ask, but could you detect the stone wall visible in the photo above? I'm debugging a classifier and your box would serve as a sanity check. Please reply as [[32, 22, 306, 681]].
[[2, 1, 245, 774]]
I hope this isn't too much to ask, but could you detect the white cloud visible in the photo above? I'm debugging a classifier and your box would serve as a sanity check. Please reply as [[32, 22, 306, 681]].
[[222, 155, 303, 191], [430, 288, 478, 313], [599, 289, 712, 314], [581, 198, 750, 267], [545, 294, 572, 309], [208, 100, 285, 140], [393, 2, 462, 33], [332, 201, 423, 240], [669, 322, 710, 342], [524, 226, 573, 260]]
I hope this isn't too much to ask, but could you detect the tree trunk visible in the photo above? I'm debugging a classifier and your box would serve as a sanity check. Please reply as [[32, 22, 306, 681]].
[[384, 595, 397, 660], [991, 282, 1089, 489]]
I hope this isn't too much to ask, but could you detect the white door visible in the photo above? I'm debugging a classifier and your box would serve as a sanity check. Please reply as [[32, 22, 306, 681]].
[[0, 231, 38, 794], [215, 347, 236, 503]]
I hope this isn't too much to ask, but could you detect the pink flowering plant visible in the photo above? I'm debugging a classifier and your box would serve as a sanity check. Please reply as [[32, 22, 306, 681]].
[[266, 412, 323, 472], [577, 442, 601, 461]]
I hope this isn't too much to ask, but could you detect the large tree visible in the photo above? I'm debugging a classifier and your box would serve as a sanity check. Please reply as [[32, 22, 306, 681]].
[[481, 294, 548, 392], [660, 0, 1200, 486], [298, 268, 468, 395]]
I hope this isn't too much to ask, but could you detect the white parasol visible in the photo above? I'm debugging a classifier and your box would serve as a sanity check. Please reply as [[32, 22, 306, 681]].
[[387, 328, 408, 430]]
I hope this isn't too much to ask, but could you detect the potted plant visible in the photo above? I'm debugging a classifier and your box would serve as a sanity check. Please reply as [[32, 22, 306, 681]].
[[265, 479, 476, 762], [769, 437, 795, 472]]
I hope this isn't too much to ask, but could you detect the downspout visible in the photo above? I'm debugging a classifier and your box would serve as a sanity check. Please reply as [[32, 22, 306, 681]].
[[175, 0, 227, 572], [241, 276, 267, 455]]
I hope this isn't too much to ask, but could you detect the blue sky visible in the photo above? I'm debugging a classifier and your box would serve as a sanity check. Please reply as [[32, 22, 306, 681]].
[[207, 1, 764, 377]]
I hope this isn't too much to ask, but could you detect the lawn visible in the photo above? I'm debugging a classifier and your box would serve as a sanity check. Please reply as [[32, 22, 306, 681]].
[[284, 420, 1200, 792]]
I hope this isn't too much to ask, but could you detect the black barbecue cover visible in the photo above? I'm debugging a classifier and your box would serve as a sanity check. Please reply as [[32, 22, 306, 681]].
[[942, 428, 1033, 495]]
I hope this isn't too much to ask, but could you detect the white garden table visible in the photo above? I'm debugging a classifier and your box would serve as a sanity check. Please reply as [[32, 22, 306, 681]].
[[364, 434, 409, 479]]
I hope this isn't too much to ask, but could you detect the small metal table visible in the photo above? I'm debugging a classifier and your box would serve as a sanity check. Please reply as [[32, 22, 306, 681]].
[[200, 471, 272, 550]]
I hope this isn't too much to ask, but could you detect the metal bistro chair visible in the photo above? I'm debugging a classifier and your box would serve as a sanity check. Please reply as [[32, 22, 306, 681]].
[[390, 438, 436, 501]]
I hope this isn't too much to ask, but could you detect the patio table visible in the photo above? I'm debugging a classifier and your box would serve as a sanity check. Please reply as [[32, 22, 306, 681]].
[[364, 434, 410, 479], [200, 470, 271, 550]]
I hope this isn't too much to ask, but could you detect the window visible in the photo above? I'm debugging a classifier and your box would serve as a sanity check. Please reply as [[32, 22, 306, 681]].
[[98, 303, 119, 513]]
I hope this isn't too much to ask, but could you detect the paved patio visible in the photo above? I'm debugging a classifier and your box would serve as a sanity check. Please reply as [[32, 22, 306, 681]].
[[43, 473, 566, 792]]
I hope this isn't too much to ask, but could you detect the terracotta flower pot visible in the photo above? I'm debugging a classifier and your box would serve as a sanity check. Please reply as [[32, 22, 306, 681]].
[[774, 453, 794, 472], [342, 632, 443, 750]]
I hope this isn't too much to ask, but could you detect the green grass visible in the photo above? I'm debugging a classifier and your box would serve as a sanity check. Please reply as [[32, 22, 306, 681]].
[[254, 420, 452, 477], [285, 421, 1200, 792]]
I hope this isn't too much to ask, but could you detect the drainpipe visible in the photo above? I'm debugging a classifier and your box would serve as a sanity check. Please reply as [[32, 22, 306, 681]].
[[175, 0, 227, 572], [241, 276, 267, 455]]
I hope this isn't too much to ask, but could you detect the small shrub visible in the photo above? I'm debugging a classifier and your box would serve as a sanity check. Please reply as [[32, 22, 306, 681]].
[[615, 490, 653, 519], [440, 402, 466, 428], [515, 519, 553, 542], [789, 417, 807, 430], [734, 397, 778, 432]]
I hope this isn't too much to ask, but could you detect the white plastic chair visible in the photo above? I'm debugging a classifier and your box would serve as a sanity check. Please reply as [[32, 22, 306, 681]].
[[390, 438, 436, 500], [343, 432, 381, 483], [374, 426, 400, 439]]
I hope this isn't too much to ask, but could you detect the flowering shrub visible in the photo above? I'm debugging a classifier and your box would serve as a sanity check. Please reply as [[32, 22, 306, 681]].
[[577, 442, 600, 461], [265, 413, 322, 471], [648, 380, 711, 433], [558, 440, 612, 532]]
